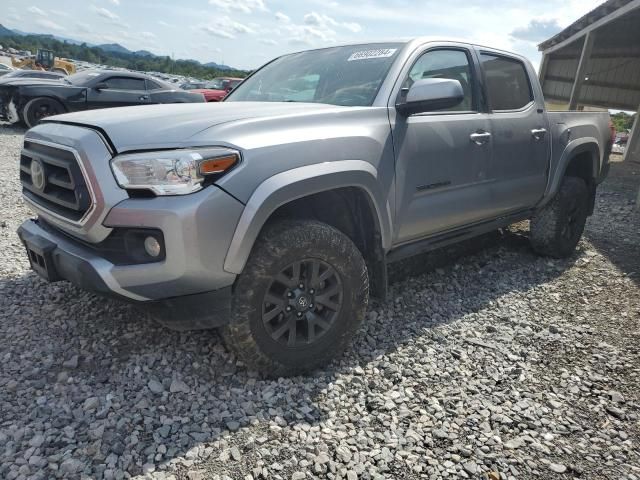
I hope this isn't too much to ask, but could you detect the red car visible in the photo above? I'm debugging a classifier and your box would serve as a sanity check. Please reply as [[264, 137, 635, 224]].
[[191, 77, 243, 102]]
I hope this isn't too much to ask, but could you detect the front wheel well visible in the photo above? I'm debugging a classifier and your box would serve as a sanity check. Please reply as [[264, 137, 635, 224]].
[[263, 187, 387, 299]]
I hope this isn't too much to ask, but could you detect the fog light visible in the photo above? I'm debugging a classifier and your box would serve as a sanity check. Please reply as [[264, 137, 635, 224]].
[[144, 236, 161, 257]]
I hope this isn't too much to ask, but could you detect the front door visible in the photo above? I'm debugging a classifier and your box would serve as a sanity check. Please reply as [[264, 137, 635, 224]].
[[86, 76, 149, 109], [392, 47, 497, 244]]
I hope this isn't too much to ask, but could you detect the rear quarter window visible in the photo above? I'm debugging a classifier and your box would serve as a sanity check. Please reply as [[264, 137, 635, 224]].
[[480, 53, 533, 111]]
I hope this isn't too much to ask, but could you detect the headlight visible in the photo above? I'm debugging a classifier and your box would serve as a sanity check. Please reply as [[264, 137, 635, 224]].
[[110, 147, 239, 196]]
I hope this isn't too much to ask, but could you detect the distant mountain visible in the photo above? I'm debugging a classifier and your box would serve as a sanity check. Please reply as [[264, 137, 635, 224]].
[[133, 50, 154, 57], [0, 25, 241, 71], [0, 25, 87, 45], [0, 24, 16, 37], [203, 61, 232, 71], [96, 43, 131, 55]]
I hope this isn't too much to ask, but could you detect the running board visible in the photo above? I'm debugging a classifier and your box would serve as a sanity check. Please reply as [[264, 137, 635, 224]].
[[386, 209, 533, 263]]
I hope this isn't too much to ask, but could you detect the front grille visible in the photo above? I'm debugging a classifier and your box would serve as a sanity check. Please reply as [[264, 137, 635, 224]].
[[20, 140, 93, 222]]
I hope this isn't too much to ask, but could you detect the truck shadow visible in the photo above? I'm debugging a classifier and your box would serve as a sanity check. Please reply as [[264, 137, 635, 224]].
[[0, 226, 579, 478]]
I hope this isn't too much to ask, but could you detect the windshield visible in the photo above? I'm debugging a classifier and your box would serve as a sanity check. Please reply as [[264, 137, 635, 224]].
[[226, 43, 403, 107], [65, 71, 103, 85]]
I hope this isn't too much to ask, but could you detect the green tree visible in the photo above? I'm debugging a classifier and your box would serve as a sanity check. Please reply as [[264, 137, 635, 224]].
[[611, 112, 636, 133], [2, 34, 248, 80]]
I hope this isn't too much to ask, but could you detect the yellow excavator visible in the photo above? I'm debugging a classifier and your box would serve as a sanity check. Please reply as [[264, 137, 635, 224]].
[[11, 49, 76, 75]]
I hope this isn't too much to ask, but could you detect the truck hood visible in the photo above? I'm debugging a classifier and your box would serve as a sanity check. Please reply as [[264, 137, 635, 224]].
[[47, 102, 344, 151]]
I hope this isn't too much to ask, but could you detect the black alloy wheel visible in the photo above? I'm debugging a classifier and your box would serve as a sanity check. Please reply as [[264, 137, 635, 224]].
[[262, 259, 343, 347]]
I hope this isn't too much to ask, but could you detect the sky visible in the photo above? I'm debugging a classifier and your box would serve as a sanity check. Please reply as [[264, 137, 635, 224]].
[[2, 0, 605, 70]]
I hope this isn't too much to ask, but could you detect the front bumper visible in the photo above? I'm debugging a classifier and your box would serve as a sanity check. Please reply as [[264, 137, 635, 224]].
[[17, 122, 247, 329], [18, 218, 235, 330]]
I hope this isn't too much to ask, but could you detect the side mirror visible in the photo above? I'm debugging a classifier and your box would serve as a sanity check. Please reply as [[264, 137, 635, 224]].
[[94, 82, 108, 91], [396, 78, 464, 116]]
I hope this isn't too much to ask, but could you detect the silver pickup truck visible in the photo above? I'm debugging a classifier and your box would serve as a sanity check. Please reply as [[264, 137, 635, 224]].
[[17, 40, 612, 376]]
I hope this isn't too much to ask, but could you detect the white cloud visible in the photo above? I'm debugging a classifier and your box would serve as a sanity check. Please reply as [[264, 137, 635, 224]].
[[510, 18, 562, 43], [260, 38, 278, 45], [342, 22, 361, 33], [208, 0, 267, 14], [27, 6, 46, 16], [202, 26, 235, 39], [75, 22, 91, 33], [303, 11, 362, 35], [92, 6, 119, 20], [36, 19, 64, 32], [201, 15, 254, 39], [8, 13, 20, 21], [140, 31, 156, 39], [50, 9, 70, 17], [109, 0, 121, 5], [275, 12, 290, 22], [158, 20, 171, 27]]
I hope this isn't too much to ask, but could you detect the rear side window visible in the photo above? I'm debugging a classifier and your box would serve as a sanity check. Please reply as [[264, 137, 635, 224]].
[[103, 77, 146, 91], [146, 79, 164, 90], [480, 54, 533, 111]]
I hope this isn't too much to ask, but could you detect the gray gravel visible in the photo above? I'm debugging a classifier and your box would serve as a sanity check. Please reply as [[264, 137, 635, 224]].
[[1, 126, 639, 480]]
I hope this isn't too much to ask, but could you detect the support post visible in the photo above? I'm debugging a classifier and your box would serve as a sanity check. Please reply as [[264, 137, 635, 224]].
[[624, 107, 640, 210], [569, 32, 595, 110], [538, 53, 549, 103], [623, 106, 640, 163]]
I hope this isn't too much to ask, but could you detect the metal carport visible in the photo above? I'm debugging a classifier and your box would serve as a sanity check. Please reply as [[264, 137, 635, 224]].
[[538, 0, 640, 164]]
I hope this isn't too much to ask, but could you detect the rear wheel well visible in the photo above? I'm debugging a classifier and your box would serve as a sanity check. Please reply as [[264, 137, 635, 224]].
[[564, 150, 597, 214], [264, 187, 387, 299]]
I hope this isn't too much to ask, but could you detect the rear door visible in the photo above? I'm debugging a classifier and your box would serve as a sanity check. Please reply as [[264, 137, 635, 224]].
[[391, 46, 496, 244], [86, 76, 149, 109], [478, 50, 550, 214]]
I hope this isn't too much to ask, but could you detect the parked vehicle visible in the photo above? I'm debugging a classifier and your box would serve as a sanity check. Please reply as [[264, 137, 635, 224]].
[[180, 81, 206, 90], [11, 48, 76, 75], [190, 77, 243, 101], [16, 40, 611, 376], [0, 70, 205, 127]]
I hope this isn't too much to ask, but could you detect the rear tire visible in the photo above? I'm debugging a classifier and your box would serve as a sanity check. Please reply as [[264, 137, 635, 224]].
[[22, 97, 65, 128], [221, 219, 369, 377], [530, 176, 589, 258]]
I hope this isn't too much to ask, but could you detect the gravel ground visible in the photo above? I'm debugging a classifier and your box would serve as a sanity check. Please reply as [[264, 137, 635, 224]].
[[1, 125, 639, 480]]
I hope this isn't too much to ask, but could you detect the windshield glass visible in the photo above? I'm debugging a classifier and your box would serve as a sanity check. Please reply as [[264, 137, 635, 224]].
[[226, 43, 403, 106], [66, 71, 102, 85]]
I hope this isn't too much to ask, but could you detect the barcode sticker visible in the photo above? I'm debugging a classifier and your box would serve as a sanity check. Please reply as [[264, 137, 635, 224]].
[[347, 48, 397, 61]]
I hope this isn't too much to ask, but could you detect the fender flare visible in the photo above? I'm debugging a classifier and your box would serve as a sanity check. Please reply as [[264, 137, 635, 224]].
[[223, 160, 393, 274], [541, 137, 600, 207]]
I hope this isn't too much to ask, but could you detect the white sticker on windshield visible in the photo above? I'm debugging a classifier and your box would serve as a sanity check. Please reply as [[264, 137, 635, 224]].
[[347, 48, 397, 61]]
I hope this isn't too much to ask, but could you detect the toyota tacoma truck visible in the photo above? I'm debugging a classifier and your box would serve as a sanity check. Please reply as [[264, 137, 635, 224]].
[[17, 40, 611, 376]]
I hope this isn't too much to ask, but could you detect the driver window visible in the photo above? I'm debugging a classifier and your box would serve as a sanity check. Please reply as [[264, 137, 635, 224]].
[[404, 49, 475, 112]]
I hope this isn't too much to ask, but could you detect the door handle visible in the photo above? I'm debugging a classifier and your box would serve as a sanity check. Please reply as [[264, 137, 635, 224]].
[[470, 131, 491, 145], [139, 95, 149, 101], [531, 128, 547, 140]]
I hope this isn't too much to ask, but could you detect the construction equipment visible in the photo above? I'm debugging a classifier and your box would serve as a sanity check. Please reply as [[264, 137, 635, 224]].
[[11, 49, 76, 75]]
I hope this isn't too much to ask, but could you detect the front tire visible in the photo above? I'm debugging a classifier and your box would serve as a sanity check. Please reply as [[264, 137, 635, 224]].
[[530, 176, 589, 258], [22, 97, 65, 128], [221, 219, 369, 377]]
